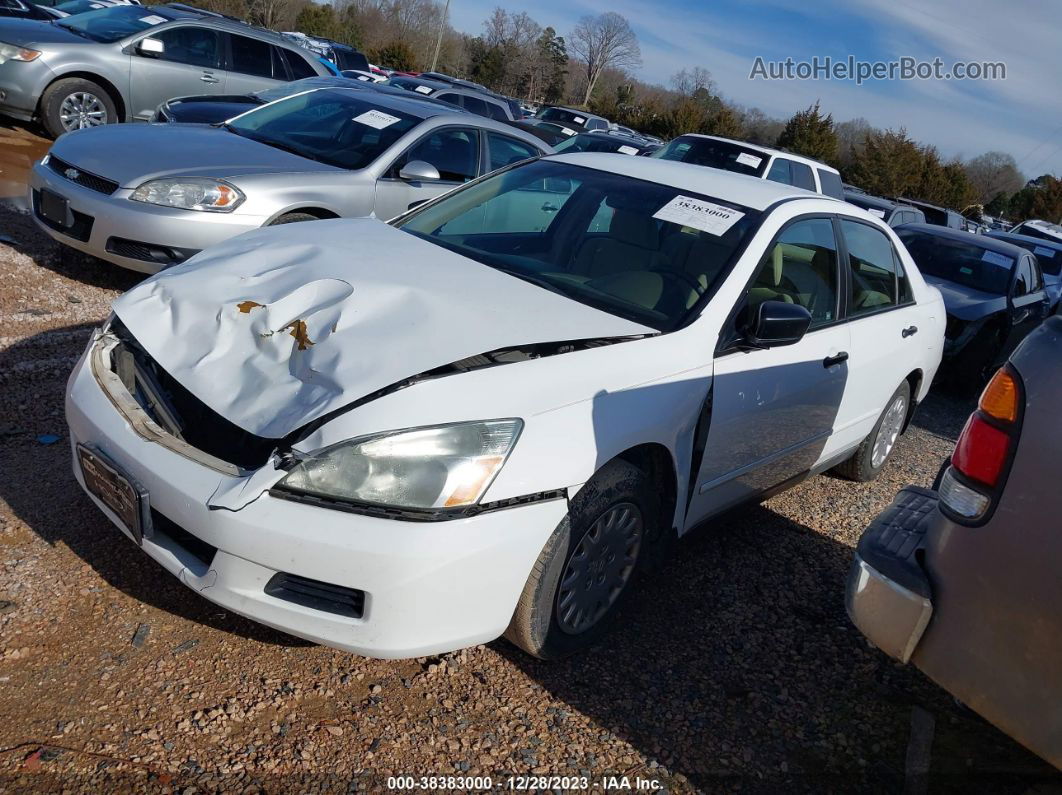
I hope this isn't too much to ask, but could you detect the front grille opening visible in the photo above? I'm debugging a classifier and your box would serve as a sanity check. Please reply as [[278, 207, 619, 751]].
[[110, 318, 280, 470], [151, 510, 218, 569], [106, 237, 199, 267], [33, 189, 94, 242], [47, 155, 119, 195], [264, 572, 365, 619]]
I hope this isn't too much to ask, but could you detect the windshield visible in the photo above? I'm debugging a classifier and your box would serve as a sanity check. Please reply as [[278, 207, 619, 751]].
[[650, 136, 769, 178], [1014, 222, 1062, 243], [57, 5, 173, 43], [553, 134, 642, 155], [898, 230, 1013, 294], [1002, 238, 1062, 276], [394, 160, 762, 330], [538, 108, 590, 128], [225, 89, 420, 170]]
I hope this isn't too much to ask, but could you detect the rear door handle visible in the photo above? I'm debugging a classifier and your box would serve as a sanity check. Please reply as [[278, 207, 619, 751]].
[[902, 325, 918, 338], [823, 351, 849, 368]]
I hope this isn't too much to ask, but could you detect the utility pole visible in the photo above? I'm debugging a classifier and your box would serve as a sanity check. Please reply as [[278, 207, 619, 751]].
[[429, 0, 451, 73]]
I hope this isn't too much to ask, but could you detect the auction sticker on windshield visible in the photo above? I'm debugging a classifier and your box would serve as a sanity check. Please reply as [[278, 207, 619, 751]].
[[414, 85, 432, 94], [653, 195, 745, 236], [618, 145, 639, 155], [138, 14, 167, 24], [1034, 245, 1055, 258], [981, 249, 1013, 268], [735, 152, 762, 168], [353, 110, 402, 129]]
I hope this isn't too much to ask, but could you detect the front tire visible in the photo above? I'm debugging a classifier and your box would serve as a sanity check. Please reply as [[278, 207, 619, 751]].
[[41, 78, 116, 138], [267, 212, 321, 225], [833, 381, 911, 482], [505, 459, 657, 659]]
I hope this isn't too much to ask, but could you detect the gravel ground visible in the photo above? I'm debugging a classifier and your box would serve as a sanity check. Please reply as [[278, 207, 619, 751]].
[[1, 126, 1060, 793]]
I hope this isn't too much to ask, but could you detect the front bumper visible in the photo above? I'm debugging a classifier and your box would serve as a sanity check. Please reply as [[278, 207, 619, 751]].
[[0, 58, 53, 121], [29, 160, 265, 273], [65, 334, 565, 658], [846, 486, 936, 663]]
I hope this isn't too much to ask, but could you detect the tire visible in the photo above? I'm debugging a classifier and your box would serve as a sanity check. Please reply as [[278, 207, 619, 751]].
[[505, 459, 658, 660], [833, 381, 911, 482], [41, 78, 117, 139], [267, 212, 321, 226]]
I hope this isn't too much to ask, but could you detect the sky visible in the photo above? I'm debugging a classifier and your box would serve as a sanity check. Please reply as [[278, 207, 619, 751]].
[[448, 0, 1062, 177]]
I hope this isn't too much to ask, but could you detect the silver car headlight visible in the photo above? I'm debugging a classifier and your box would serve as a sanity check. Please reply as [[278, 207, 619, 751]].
[[276, 420, 523, 511], [0, 42, 41, 65], [130, 178, 244, 212]]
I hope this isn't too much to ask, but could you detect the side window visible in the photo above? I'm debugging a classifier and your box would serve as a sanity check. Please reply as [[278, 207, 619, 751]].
[[484, 101, 510, 122], [790, 161, 816, 191], [817, 168, 845, 199], [460, 95, 490, 118], [229, 35, 277, 79], [888, 210, 906, 228], [841, 219, 901, 315], [283, 49, 317, 79], [894, 249, 913, 303], [399, 128, 480, 183], [587, 119, 607, 131], [151, 26, 221, 69], [1013, 257, 1033, 296], [747, 217, 839, 327], [487, 133, 539, 171], [765, 157, 793, 185], [436, 92, 462, 109]]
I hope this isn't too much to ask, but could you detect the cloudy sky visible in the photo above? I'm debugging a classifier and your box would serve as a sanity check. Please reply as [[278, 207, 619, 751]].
[[448, 0, 1062, 177]]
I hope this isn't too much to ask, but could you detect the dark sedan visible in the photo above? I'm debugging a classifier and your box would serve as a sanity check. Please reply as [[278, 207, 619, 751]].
[[987, 230, 1062, 313], [896, 224, 1049, 385]]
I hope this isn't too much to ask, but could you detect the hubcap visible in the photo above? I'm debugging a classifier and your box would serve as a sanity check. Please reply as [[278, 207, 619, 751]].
[[59, 92, 107, 132], [556, 502, 643, 635], [871, 395, 906, 468]]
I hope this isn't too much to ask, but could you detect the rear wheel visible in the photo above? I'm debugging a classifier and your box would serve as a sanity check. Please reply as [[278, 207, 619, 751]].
[[833, 381, 911, 482], [41, 78, 116, 138], [505, 459, 657, 659]]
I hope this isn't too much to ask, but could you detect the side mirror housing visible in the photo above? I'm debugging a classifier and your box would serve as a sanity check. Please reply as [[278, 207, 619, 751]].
[[743, 300, 813, 348], [398, 160, 441, 182], [137, 37, 165, 56]]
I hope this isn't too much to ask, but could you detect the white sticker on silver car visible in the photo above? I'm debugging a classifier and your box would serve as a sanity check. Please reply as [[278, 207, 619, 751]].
[[353, 110, 402, 129], [653, 195, 745, 236]]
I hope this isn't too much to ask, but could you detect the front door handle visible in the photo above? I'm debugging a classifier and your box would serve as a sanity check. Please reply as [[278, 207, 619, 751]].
[[823, 351, 849, 368], [201, 72, 219, 83], [902, 325, 918, 338], [541, 202, 559, 212]]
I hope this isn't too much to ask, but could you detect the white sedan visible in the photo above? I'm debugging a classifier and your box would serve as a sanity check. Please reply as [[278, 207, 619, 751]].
[[66, 154, 945, 659]]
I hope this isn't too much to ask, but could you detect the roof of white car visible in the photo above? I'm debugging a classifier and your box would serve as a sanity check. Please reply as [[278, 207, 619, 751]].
[[676, 134, 841, 174], [548, 152, 825, 211]]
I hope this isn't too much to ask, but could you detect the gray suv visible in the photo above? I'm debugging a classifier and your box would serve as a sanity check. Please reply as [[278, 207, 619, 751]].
[[0, 3, 329, 137]]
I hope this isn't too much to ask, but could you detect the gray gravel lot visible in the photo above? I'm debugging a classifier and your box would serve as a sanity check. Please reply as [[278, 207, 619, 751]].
[[0, 125, 1059, 793]]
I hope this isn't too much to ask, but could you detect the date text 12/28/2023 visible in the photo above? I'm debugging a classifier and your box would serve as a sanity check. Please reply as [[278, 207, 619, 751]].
[[386, 776, 664, 790]]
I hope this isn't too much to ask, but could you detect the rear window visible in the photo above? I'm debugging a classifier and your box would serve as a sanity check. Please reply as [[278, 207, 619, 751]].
[[283, 50, 317, 80], [538, 108, 590, 129], [652, 136, 768, 178], [1003, 238, 1062, 276], [817, 169, 844, 199], [898, 230, 1014, 294], [334, 48, 369, 72]]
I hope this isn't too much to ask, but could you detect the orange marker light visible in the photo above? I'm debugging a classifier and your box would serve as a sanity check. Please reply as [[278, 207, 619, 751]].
[[979, 368, 1020, 424]]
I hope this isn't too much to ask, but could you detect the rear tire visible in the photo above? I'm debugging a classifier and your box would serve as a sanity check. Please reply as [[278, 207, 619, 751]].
[[833, 381, 911, 482], [41, 78, 117, 139], [267, 212, 321, 226], [505, 459, 658, 660]]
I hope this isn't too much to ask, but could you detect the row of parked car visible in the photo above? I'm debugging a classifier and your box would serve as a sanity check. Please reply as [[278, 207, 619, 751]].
[[3, 1, 1060, 771]]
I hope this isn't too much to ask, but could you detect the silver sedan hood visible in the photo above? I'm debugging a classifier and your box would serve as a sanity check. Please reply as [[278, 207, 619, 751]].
[[112, 219, 653, 438], [51, 124, 340, 188]]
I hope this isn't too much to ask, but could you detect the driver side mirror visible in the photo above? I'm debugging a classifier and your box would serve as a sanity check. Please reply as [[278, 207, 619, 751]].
[[137, 37, 165, 56], [398, 160, 441, 182], [742, 300, 813, 349]]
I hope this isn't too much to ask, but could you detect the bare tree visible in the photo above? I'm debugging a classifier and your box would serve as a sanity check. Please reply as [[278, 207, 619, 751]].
[[670, 67, 714, 98], [569, 12, 640, 106], [964, 151, 1026, 205]]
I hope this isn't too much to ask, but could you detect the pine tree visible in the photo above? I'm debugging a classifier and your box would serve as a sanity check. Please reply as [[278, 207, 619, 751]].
[[776, 102, 838, 163]]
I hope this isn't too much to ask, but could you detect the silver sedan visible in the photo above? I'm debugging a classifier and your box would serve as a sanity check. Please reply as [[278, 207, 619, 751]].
[[29, 87, 550, 273]]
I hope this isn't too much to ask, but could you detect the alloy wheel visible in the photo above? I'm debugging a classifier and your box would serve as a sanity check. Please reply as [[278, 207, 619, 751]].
[[871, 395, 906, 468], [59, 92, 108, 132]]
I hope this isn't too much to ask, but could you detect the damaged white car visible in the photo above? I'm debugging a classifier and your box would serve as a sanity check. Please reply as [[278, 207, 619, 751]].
[[66, 154, 945, 659]]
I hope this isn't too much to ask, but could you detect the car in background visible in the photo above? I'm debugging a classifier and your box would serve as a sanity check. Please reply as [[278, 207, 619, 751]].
[[987, 230, 1062, 312], [390, 73, 521, 120], [31, 86, 550, 272], [66, 154, 943, 660], [553, 132, 656, 156], [387, 74, 450, 96], [844, 192, 926, 228], [1009, 219, 1062, 244], [892, 197, 965, 230], [896, 224, 1048, 385], [0, 0, 58, 19], [0, 3, 331, 137], [847, 316, 1062, 770], [279, 31, 369, 73], [512, 118, 575, 146], [37, 0, 139, 17], [652, 134, 845, 199], [533, 106, 610, 136]]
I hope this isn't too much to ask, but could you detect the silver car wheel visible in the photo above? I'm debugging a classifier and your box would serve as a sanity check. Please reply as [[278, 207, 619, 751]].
[[59, 92, 108, 131], [556, 502, 642, 635], [871, 395, 906, 468]]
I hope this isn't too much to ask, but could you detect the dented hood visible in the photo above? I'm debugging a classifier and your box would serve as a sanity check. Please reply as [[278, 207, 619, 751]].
[[112, 219, 652, 438]]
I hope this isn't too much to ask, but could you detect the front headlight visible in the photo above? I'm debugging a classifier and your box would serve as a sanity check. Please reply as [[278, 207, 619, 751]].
[[130, 178, 244, 212], [276, 419, 523, 511], [0, 42, 41, 65]]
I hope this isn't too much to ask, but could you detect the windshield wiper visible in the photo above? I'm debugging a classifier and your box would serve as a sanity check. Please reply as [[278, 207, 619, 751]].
[[492, 267, 571, 298]]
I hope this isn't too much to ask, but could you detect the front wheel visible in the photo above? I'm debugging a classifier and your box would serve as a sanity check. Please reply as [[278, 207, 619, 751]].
[[832, 381, 911, 482], [41, 78, 116, 138], [505, 459, 657, 659]]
